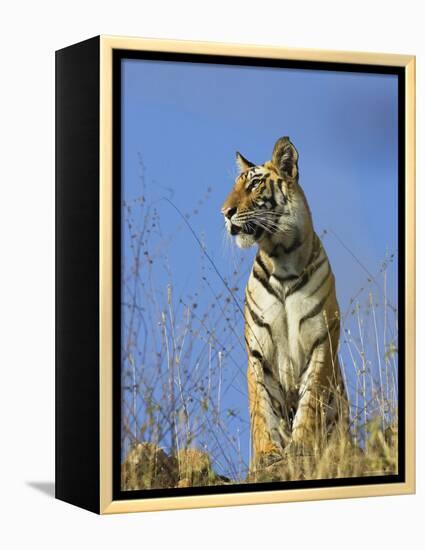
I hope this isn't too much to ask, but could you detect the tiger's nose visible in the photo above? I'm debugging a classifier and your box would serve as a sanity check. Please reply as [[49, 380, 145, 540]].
[[222, 206, 237, 219]]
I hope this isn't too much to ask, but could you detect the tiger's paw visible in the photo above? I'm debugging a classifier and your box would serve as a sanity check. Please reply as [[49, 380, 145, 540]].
[[257, 451, 284, 468], [254, 443, 285, 469], [283, 440, 314, 458]]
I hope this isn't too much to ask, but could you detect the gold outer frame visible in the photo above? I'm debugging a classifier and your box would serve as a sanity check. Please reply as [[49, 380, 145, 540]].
[[99, 36, 416, 514]]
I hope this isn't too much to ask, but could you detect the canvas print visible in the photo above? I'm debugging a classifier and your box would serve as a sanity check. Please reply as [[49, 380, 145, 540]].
[[119, 57, 400, 492]]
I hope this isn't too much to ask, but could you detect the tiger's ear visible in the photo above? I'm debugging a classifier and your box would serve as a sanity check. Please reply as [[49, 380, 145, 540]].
[[272, 137, 299, 180], [236, 151, 255, 173]]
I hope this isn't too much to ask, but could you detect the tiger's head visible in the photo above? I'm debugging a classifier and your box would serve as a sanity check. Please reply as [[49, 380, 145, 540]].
[[221, 137, 310, 249]]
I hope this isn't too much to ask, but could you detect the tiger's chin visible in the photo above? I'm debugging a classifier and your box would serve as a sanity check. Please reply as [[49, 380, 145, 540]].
[[235, 233, 257, 249]]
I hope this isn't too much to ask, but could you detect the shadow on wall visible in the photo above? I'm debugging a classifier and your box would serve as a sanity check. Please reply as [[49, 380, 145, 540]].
[[26, 481, 55, 499]]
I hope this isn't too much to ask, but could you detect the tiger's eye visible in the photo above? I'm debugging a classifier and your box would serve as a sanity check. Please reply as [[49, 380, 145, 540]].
[[249, 179, 262, 192]]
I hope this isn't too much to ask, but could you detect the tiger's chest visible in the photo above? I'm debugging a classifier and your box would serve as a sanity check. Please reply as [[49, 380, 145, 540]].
[[244, 269, 307, 389]]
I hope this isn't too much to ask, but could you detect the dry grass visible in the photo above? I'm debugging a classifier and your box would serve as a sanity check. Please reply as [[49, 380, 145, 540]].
[[121, 417, 397, 489], [250, 417, 397, 484], [121, 160, 399, 489]]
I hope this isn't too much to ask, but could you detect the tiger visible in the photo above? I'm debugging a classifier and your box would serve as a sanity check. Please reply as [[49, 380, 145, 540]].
[[221, 136, 349, 469]]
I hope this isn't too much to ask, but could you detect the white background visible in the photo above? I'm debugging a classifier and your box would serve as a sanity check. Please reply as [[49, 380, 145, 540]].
[[0, 1, 422, 548]]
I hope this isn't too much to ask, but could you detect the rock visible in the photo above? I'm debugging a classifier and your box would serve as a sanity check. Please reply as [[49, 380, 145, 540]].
[[121, 442, 178, 490], [121, 443, 228, 490], [177, 448, 214, 487]]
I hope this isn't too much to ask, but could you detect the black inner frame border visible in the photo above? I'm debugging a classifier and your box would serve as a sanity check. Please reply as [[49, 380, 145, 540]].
[[112, 48, 406, 501]]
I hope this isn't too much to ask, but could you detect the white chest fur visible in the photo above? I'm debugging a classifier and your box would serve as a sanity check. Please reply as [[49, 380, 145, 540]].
[[245, 244, 331, 391]]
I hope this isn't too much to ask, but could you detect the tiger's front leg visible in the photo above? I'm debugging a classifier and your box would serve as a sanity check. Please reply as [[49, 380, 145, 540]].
[[247, 349, 291, 467], [291, 339, 340, 452]]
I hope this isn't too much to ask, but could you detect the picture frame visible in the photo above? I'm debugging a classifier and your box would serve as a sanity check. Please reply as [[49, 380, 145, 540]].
[[55, 35, 415, 514]]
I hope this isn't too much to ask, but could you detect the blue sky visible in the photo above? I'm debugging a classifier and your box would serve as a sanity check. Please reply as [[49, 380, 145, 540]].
[[121, 57, 399, 475]]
